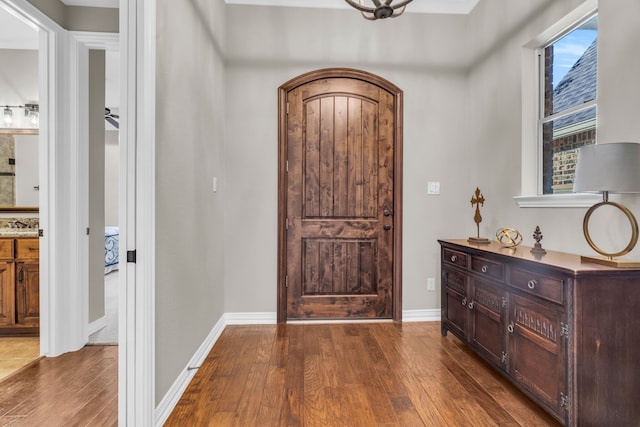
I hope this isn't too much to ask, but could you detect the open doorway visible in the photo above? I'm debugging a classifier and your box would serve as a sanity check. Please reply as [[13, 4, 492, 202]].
[[0, 4, 41, 380], [88, 50, 120, 346]]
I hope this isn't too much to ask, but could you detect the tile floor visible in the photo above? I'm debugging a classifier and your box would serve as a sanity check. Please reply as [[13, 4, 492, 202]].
[[0, 337, 40, 381]]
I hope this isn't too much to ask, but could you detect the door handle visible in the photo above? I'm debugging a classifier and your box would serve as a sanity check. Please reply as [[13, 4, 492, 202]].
[[383, 224, 392, 231]]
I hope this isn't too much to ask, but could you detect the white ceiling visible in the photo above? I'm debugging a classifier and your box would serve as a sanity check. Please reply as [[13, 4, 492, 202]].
[[225, 0, 481, 15]]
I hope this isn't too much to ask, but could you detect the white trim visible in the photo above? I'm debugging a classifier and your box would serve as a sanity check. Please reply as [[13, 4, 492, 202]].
[[154, 314, 228, 426], [514, 193, 600, 208], [521, 0, 599, 203], [119, 0, 157, 424], [402, 309, 441, 322], [225, 312, 278, 325], [88, 315, 108, 335]]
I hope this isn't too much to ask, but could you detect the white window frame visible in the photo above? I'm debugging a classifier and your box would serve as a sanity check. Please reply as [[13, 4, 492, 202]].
[[515, 0, 600, 208]]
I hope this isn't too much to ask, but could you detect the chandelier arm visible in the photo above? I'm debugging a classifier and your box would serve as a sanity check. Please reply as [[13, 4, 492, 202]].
[[344, 0, 375, 13], [390, 5, 406, 17], [361, 11, 377, 20], [372, 0, 382, 7], [390, 0, 413, 9]]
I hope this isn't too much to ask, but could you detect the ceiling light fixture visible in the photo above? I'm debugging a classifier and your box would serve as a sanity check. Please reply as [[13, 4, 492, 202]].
[[344, 0, 414, 20]]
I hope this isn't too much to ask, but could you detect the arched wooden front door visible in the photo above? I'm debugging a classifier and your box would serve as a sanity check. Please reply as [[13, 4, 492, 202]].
[[278, 68, 403, 322]]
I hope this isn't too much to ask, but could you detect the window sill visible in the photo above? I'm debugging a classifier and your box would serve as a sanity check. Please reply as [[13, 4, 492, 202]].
[[514, 193, 601, 208]]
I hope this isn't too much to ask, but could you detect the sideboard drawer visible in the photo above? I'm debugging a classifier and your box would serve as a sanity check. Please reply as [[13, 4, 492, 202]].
[[509, 267, 564, 305], [443, 248, 467, 269], [442, 268, 467, 295], [471, 256, 504, 281]]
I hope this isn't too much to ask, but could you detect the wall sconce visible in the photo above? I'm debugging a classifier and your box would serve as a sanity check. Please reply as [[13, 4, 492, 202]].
[[573, 142, 640, 267], [1, 104, 39, 128]]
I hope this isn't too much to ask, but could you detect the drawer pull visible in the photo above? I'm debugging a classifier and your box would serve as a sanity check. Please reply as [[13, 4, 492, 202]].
[[481, 265, 488, 273], [468, 301, 475, 310], [450, 255, 457, 262], [507, 322, 514, 333], [461, 297, 467, 306], [527, 279, 537, 289]]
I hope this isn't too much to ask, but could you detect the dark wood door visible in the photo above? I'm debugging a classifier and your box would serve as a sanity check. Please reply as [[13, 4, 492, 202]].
[[279, 69, 402, 321]]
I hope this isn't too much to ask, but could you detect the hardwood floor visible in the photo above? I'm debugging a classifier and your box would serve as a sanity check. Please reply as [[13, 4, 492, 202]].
[[0, 345, 117, 426], [167, 322, 561, 426]]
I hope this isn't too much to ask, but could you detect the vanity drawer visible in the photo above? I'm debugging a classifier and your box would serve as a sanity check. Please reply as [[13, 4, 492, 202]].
[[15, 238, 39, 259], [471, 256, 504, 281], [509, 267, 564, 305], [0, 239, 13, 258], [443, 248, 468, 269]]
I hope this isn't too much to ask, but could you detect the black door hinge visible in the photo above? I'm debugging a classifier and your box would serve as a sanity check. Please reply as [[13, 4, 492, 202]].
[[127, 250, 137, 263]]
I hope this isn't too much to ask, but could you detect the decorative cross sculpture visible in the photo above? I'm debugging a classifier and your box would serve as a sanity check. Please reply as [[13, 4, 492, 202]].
[[468, 187, 490, 244]]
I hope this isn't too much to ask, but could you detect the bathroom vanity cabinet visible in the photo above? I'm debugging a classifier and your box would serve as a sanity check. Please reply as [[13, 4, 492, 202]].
[[0, 237, 39, 336]]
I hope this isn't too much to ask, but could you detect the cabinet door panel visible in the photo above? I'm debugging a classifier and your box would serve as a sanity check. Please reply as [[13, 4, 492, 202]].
[[471, 279, 505, 368], [509, 293, 566, 420], [442, 268, 468, 338], [16, 261, 39, 326], [0, 262, 15, 326]]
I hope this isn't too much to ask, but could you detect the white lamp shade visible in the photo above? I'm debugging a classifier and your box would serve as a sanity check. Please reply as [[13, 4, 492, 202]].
[[574, 142, 640, 193]]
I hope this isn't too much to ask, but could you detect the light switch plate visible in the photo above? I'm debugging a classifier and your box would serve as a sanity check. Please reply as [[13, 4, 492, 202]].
[[427, 181, 440, 195]]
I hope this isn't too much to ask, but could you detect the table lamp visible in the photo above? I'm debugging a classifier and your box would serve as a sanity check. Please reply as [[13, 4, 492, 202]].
[[573, 142, 640, 267]]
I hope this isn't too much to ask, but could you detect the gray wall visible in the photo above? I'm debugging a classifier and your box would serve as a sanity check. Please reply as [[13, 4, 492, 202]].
[[26, 0, 118, 32], [466, 0, 640, 257], [155, 0, 227, 404], [156, 0, 640, 407], [88, 50, 105, 324], [104, 130, 119, 227]]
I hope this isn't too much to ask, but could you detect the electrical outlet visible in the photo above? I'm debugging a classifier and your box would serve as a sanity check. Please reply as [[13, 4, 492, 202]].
[[427, 277, 436, 291]]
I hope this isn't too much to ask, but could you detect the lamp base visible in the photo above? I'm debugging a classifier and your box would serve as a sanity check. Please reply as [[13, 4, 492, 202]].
[[468, 237, 490, 245], [580, 255, 640, 268]]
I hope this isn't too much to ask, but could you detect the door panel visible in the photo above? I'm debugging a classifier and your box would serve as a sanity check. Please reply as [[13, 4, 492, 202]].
[[281, 71, 400, 320]]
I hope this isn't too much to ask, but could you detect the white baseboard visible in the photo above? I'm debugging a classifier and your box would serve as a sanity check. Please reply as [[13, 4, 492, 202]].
[[224, 312, 277, 325], [402, 309, 440, 322], [154, 314, 227, 426], [154, 308, 439, 425], [87, 315, 107, 336]]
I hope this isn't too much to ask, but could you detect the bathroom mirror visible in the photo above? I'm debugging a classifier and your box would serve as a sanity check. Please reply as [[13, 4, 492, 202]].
[[0, 129, 39, 212]]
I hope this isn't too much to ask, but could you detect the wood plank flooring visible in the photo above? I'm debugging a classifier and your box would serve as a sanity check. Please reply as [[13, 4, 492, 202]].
[[167, 322, 561, 426], [0, 345, 117, 427]]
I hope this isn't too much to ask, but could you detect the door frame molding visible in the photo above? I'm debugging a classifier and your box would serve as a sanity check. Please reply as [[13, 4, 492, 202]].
[[277, 67, 403, 323]]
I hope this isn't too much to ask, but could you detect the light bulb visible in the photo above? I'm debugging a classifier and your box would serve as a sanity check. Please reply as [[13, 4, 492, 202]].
[[29, 110, 39, 127], [2, 107, 13, 127]]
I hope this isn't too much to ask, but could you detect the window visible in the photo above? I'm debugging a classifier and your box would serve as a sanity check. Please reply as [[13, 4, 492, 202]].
[[539, 15, 598, 194]]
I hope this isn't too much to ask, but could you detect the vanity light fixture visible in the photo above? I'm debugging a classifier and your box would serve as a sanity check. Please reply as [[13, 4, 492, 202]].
[[343, 0, 414, 20], [2, 106, 13, 127], [573, 142, 640, 267], [0, 104, 39, 129]]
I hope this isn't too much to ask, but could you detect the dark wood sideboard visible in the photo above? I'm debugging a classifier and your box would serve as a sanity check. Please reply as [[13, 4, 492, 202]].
[[439, 239, 640, 426]]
